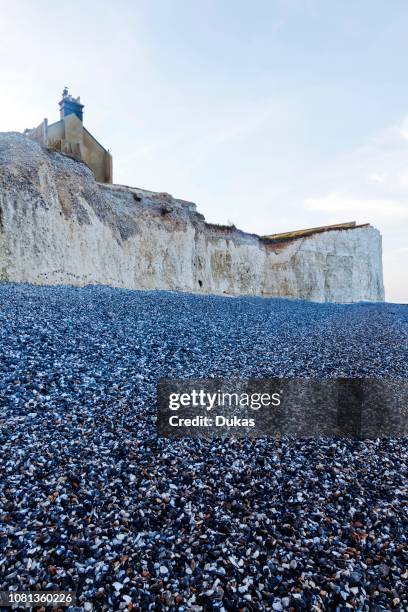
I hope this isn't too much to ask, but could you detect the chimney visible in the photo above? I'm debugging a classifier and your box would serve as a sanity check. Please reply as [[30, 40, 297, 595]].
[[59, 87, 84, 122]]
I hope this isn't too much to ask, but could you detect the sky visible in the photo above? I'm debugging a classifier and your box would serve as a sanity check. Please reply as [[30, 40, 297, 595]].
[[0, 0, 407, 302]]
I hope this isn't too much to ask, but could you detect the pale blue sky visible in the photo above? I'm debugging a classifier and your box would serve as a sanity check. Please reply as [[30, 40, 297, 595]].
[[1, 0, 407, 301]]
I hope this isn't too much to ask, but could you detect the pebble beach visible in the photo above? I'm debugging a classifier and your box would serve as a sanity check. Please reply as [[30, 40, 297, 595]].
[[0, 284, 407, 611]]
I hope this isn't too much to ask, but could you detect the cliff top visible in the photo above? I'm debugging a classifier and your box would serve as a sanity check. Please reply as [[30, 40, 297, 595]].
[[0, 132, 372, 245], [262, 221, 371, 243]]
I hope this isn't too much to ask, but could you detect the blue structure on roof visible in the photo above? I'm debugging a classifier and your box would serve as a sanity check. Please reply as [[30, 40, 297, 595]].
[[59, 87, 84, 122]]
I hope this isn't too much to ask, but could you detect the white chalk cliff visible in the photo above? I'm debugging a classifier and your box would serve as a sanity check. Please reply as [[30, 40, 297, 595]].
[[0, 133, 384, 302]]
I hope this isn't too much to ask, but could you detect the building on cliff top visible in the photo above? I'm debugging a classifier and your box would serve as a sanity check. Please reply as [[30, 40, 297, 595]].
[[25, 88, 112, 184]]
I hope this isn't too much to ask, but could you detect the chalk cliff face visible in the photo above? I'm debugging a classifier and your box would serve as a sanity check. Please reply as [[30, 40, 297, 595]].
[[0, 133, 384, 302]]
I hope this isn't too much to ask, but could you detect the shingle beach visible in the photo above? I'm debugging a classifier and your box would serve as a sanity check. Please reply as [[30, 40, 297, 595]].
[[0, 284, 407, 611]]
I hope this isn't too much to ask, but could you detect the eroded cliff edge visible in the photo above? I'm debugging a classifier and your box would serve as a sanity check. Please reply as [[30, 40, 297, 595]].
[[0, 133, 384, 302]]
